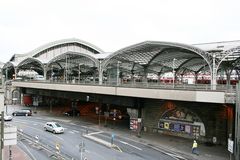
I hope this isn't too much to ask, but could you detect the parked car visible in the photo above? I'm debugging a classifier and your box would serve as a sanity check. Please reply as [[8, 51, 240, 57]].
[[12, 109, 32, 116], [63, 109, 80, 116], [0, 114, 13, 121], [44, 122, 64, 134], [21, 109, 32, 115]]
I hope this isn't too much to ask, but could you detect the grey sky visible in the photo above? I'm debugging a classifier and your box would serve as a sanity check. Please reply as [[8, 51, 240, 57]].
[[1, 0, 240, 63]]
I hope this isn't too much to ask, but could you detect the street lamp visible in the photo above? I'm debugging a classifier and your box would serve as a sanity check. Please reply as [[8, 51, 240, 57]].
[[51, 65, 53, 80], [172, 58, 177, 88], [78, 64, 81, 83]]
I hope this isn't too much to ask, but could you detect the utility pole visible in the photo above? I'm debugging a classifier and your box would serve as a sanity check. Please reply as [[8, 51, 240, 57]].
[[172, 58, 176, 88], [0, 111, 4, 160], [235, 83, 240, 160]]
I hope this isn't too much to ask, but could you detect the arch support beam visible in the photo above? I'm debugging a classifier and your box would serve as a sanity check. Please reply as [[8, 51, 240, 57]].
[[211, 53, 217, 90]]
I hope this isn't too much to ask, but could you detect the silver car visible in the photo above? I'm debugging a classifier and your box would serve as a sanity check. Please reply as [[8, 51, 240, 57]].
[[44, 122, 64, 134], [0, 114, 13, 121]]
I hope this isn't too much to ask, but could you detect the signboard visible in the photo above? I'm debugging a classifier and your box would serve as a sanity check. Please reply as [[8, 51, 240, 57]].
[[138, 118, 142, 123], [158, 119, 201, 137], [130, 118, 138, 131], [4, 125, 17, 146], [228, 139, 234, 153]]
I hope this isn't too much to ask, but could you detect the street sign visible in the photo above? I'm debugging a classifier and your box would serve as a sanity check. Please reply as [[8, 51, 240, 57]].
[[228, 139, 234, 153], [4, 125, 17, 146], [130, 118, 138, 131]]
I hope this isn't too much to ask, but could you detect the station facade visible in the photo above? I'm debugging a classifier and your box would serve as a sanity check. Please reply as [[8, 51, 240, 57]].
[[2, 38, 240, 145]]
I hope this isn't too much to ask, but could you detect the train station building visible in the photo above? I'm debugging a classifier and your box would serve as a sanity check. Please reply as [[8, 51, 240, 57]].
[[2, 38, 240, 146]]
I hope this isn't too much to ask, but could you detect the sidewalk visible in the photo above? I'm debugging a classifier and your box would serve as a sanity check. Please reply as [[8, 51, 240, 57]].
[[3, 145, 31, 160]]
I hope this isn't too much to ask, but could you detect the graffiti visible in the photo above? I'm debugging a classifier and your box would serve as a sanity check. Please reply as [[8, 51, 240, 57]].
[[158, 104, 205, 137]]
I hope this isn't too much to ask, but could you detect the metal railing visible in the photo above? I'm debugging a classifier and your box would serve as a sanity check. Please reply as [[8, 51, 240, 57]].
[[18, 129, 74, 160], [14, 78, 237, 93]]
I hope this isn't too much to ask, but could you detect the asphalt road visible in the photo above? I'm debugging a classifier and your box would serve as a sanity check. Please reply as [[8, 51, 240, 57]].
[[11, 115, 181, 160]]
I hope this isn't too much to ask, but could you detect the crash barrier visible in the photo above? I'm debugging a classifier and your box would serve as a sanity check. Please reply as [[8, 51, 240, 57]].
[[17, 129, 75, 160]]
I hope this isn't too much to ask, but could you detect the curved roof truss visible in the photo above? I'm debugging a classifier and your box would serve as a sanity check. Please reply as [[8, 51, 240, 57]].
[[46, 51, 99, 71], [102, 41, 211, 76], [27, 38, 104, 58], [216, 46, 240, 71]]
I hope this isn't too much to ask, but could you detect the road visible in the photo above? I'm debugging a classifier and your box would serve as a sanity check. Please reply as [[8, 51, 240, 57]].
[[10, 115, 186, 160]]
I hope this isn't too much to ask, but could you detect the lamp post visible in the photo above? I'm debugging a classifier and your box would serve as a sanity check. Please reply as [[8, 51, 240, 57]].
[[30, 67, 33, 81], [51, 65, 53, 81], [78, 64, 81, 83], [172, 58, 176, 88]]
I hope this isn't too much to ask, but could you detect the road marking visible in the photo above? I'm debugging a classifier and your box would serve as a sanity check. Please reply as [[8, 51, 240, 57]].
[[164, 152, 188, 160], [34, 117, 43, 120], [14, 119, 45, 125], [69, 131, 75, 134], [49, 118, 71, 123], [119, 140, 142, 151], [14, 120, 64, 141], [72, 130, 79, 133], [88, 131, 103, 136], [15, 120, 27, 124], [19, 141, 37, 160], [149, 144, 187, 160]]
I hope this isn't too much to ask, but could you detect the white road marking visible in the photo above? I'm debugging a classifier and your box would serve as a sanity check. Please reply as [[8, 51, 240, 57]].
[[19, 141, 37, 160], [34, 117, 43, 120], [15, 120, 27, 124], [149, 144, 187, 160], [49, 118, 71, 123], [14, 119, 45, 125], [69, 131, 75, 134], [14, 120, 64, 141], [88, 131, 103, 136], [72, 130, 79, 133], [85, 149, 90, 153], [119, 140, 142, 151]]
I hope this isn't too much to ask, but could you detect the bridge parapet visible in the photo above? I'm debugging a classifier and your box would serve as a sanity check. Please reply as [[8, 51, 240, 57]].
[[225, 92, 236, 104], [11, 81, 235, 104]]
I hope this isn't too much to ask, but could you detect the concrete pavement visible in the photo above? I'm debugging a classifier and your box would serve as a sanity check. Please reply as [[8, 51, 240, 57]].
[[3, 145, 31, 160]]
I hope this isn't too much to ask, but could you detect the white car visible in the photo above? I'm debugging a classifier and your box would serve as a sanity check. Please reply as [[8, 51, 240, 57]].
[[0, 114, 13, 121], [44, 122, 64, 134]]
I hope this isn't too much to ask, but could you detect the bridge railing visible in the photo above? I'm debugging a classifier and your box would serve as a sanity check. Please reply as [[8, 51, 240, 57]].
[[14, 78, 237, 93]]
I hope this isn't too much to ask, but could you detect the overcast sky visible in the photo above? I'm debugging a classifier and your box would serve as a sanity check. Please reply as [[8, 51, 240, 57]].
[[1, 0, 240, 62]]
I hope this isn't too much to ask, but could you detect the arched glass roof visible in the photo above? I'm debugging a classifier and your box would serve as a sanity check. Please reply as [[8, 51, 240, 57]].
[[102, 41, 211, 76]]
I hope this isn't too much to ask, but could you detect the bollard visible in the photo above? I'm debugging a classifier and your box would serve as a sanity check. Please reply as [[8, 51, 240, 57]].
[[9, 145, 12, 160], [111, 133, 114, 146], [35, 135, 39, 144]]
